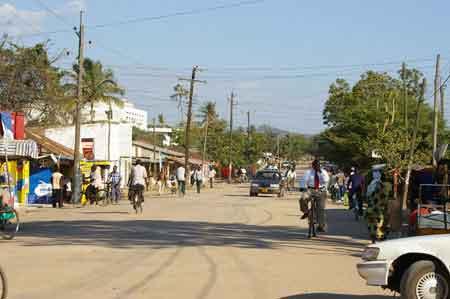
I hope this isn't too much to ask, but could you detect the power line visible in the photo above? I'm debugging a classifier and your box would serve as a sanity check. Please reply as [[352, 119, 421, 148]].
[[13, 0, 267, 38], [88, 0, 266, 29], [32, 0, 74, 27]]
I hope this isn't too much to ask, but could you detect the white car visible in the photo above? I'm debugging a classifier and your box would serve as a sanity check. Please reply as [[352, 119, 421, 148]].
[[357, 234, 450, 299]]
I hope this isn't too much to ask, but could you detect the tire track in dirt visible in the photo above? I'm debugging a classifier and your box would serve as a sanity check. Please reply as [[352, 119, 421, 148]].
[[195, 247, 218, 299], [118, 246, 184, 298]]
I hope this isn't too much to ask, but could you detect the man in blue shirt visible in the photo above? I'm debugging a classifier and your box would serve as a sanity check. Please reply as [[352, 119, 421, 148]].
[[108, 166, 122, 204]]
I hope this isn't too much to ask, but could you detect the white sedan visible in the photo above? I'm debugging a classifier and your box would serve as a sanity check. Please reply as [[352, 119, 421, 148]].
[[357, 234, 450, 299]]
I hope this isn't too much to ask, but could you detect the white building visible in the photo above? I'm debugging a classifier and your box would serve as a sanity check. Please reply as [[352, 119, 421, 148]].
[[81, 99, 148, 131], [45, 122, 133, 185]]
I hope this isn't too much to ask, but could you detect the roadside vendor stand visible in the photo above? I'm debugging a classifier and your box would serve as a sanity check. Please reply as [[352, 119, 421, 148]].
[[413, 184, 450, 236]]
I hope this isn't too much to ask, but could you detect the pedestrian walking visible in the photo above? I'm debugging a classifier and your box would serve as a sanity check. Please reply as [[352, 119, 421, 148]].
[[157, 172, 164, 195], [107, 165, 121, 204], [336, 170, 345, 202], [287, 167, 297, 191], [299, 160, 330, 232], [176, 165, 186, 196], [366, 164, 391, 243], [208, 166, 216, 188], [51, 167, 64, 208], [194, 166, 203, 194]]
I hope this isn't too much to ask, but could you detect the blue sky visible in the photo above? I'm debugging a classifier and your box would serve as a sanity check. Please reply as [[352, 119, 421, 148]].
[[3, 0, 450, 133]]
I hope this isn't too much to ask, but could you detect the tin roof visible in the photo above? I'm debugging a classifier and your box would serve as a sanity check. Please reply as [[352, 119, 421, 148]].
[[25, 128, 74, 159], [0, 138, 38, 159]]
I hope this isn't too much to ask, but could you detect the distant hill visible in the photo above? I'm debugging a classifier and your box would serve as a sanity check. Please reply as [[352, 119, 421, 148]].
[[256, 125, 313, 137]]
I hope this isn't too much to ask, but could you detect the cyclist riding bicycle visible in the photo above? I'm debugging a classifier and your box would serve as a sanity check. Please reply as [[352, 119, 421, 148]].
[[128, 160, 148, 204], [299, 159, 330, 232]]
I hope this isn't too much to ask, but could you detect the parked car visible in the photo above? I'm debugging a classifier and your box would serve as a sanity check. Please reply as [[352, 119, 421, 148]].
[[357, 234, 450, 299], [249, 170, 285, 197]]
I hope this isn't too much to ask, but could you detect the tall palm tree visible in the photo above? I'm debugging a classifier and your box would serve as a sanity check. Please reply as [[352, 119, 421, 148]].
[[70, 58, 125, 122], [198, 101, 218, 166], [170, 83, 189, 124]]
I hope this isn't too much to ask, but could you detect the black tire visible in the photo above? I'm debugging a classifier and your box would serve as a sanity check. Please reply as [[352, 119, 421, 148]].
[[1, 209, 19, 240], [0, 266, 7, 299], [400, 260, 449, 299]]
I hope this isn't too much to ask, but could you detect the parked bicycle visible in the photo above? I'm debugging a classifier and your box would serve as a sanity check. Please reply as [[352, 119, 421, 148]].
[[0, 265, 7, 299], [0, 206, 19, 240]]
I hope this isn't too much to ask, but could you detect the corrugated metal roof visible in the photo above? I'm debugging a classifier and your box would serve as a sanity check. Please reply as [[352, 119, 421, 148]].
[[132, 141, 184, 157], [0, 139, 38, 159], [25, 128, 74, 159]]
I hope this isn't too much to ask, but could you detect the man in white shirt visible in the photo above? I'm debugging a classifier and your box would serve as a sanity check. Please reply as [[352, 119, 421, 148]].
[[287, 167, 297, 191], [299, 160, 330, 232], [208, 166, 216, 188], [193, 166, 203, 194], [130, 160, 148, 202], [176, 165, 186, 196], [51, 168, 64, 208]]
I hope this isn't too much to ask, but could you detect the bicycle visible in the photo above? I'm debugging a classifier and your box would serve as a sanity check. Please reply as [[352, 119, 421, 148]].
[[0, 265, 7, 299], [307, 195, 319, 238], [129, 185, 144, 214], [0, 206, 19, 240]]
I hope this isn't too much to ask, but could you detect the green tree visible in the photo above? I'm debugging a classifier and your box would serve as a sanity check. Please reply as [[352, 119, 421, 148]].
[[68, 58, 124, 122]]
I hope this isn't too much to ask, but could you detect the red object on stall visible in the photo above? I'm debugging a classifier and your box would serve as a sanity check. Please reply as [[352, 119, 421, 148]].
[[14, 112, 25, 140]]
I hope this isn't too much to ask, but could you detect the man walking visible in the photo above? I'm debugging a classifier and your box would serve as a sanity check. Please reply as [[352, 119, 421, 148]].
[[108, 165, 121, 204], [194, 166, 203, 194], [176, 165, 186, 196], [51, 167, 64, 208], [299, 160, 330, 232], [208, 166, 216, 188]]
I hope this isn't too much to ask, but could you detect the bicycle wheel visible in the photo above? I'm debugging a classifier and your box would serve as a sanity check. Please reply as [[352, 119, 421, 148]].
[[308, 202, 316, 238], [0, 266, 7, 299], [0, 209, 19, 240]]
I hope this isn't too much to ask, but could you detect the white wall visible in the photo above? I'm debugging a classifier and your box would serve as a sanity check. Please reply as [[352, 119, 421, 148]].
[[81, 100, 148, 131], [45, 123, 132, 162]]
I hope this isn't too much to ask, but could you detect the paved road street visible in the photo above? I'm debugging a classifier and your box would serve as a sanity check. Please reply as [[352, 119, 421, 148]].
[[3, 184, 391, 299]]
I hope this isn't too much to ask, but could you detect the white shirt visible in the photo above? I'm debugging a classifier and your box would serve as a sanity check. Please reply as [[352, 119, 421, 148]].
[[208, 169, 216, 179], [131, 165, 148, 186], [287, 170, 297, 179], [301, 168, 329, 189], [176, 166, 186, 181], [194, 170, 203, 181]]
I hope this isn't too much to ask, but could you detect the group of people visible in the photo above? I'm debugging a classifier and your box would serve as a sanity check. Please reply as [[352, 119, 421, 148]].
[[299, 160, 390, 242]]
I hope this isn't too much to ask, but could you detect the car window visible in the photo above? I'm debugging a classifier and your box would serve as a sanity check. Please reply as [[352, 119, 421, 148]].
[[256, 172, 280, 180]]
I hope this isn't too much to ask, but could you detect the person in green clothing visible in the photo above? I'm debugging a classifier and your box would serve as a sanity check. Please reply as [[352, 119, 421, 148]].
[[366, 164, 392, 243]]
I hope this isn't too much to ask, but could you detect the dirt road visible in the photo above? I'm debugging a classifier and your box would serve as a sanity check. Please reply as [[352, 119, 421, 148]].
[[2, 184, 391, 299]]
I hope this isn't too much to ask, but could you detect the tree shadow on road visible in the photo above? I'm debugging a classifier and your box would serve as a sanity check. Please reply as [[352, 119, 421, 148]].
[[16, 210, 369, 258], [280, 294, 391, 299]]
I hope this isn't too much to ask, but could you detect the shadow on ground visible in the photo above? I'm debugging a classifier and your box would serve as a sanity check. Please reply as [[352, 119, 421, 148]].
[[16, 208, 369, 258], [280, 294, 390, 299]]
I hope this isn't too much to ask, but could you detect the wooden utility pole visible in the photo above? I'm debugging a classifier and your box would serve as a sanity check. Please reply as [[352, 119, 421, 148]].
[[277, 135, 281, 169], [228, 92, 236, 184], [440, 75, 445, 136], [432, 54, 441, 167], [402, 62, 408, 129], [401, 79, 427, 230], [179, 66, 206, 182], [73, 10, 84, 204], [152, 117, 157, 178], [107, 99, 112, 161], [201, 113, 209, 171], [247, 111, 251, 164]]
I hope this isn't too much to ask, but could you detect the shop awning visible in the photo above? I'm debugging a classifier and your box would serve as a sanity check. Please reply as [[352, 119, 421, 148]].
[[0, 139, 39, 159]]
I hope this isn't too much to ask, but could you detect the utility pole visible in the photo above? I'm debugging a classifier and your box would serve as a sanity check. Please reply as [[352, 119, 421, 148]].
[[277, 135, 281, 169], [432, 54, 441, 167], [402, 62, 408, 129], [228, 92, 236, 184], [179, 66, 206, 182], [152, 117, 157, 178], [401, 79, 426, 231], [107, 99, 112, 161], [247, 111, 251, 164], [72, 10, 84, 204], [201, 113, 209, 171]]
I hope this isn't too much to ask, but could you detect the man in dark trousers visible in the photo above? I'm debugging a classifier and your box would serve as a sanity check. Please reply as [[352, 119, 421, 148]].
[[51, 167, 64, 208]]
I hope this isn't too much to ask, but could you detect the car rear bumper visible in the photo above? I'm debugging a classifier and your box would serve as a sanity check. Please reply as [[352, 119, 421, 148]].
[[250, 187, 280, 194], [357, 261, 390, 286]]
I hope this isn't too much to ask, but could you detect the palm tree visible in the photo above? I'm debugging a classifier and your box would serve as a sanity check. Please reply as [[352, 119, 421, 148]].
[[198, 101, 218, 166], [170, 83, 189, 124], [70, 58, 125, 122]]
